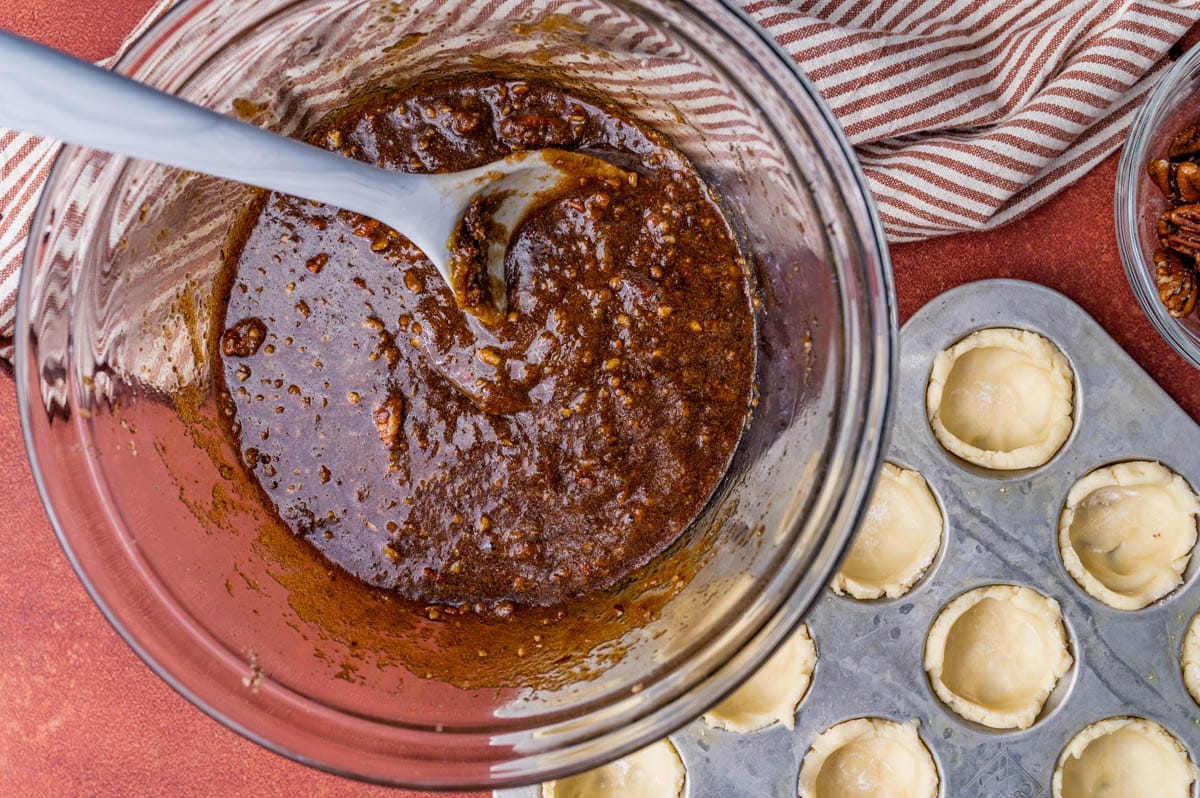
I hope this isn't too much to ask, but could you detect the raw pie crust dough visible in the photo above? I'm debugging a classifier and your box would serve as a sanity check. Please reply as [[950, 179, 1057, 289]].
[[703, 624, 816, 732], [1053, 717, 1197, 798], [542, 739, 684, 798], [1059, 460, 1199, 610], [831, 463, 942, 600], [797, 718, 938, 798], [924, 584, 1072, 729], [926, 327, 1074, 470], [1182, 613, 1200, 706]]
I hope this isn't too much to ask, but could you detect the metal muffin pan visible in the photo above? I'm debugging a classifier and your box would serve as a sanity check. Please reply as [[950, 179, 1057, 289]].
[[499, 279, 1200, 797]]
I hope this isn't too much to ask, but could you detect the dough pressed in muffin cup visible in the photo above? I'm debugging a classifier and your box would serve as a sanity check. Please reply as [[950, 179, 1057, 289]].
[[924, 584, 1072, 730], [542, 738, 685, 798], [797, 717, 939, 798], [703, 624, 816, 733], [1059, 460, 1200, 610], [926, 327, 1074, 471], [831, 463, 943, 600], [1182, 613, 1200, 707], [1052, 717, 1197, 798]]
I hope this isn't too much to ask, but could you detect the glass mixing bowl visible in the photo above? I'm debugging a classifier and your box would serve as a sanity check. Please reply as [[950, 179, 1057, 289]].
[[1117, 40, 1200, 369], [16, 0, 894, 788]]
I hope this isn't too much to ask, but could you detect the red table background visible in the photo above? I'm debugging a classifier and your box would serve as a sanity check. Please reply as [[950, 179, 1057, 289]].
[[3, 2, 1199, 795]]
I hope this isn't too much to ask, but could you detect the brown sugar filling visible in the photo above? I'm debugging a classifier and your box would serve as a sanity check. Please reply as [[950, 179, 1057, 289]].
[[216, 73, 754, 611]]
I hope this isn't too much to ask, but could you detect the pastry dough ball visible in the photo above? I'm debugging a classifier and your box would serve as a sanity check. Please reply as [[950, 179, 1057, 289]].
[[542, 739, 685, 798], [832, 463, 942, 600], [1182, 613, 1200, 706], [703, 624, 816, 732], [797, 718, 938, 798], [1053, 717, 1197, 798], [924, 585, 1072, 729], [926, 328, 1074, 470], [1059, 461, 1199, 610]]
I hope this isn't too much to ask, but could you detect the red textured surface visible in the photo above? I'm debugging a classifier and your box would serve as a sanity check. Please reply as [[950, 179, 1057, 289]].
[[1, 2, 1198, 796], [892, 152, 1200, 422], [0, 0, 157, 61]]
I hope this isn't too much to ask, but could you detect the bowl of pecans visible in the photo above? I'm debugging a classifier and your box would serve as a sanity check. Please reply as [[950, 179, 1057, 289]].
[[1117, 41, 1200, 368]]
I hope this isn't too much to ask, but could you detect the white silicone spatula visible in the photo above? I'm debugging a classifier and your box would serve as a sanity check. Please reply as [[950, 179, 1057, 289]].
[[0, 30, 625, 322]]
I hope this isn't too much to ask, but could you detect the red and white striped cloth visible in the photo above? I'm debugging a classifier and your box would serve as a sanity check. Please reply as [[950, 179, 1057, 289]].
[[2, 0, 1198, 355]]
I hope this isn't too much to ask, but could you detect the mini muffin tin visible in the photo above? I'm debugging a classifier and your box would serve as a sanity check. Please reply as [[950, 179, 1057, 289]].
[[498, 279, 1200, 797]]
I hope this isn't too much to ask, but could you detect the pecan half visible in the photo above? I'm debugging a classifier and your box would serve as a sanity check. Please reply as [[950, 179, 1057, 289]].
[[1169, 124, 1200, 160], [1150, 157, 1174, 198], [1147, 159, 1200, 203], [1159, 204, 1200, 257], [1155, 248, 1198, 317], [1178, 162, 1200, 203]]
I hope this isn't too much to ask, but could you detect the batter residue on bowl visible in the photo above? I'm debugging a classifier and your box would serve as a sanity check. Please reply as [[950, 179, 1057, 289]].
[[215, 73, 755, 611]]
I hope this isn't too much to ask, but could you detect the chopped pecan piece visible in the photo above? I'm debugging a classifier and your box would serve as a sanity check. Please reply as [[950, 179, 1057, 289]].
[[374, 392, 405, 449], [221, 317, 267, 357], [497, 112, 577, 150], [306, 252, 328, 273], [1155, 248, 1198, 317], [1159, 204, 1200, 258], [353, 218, 381, 239]]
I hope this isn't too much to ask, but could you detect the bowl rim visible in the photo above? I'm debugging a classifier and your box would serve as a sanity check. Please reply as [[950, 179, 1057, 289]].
[[1116, 39, 1200, 371], [15, 0, 897, 787]]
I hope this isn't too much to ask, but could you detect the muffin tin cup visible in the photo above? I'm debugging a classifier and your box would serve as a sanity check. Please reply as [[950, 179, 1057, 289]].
[[500, 279, 1200, 797]]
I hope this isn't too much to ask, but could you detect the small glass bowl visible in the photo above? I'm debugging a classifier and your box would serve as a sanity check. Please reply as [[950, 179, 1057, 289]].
[[1116, 41, 1200, 369]]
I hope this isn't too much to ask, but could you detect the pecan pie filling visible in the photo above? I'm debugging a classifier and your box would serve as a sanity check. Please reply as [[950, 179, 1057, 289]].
[[215, 73, 755, 611]]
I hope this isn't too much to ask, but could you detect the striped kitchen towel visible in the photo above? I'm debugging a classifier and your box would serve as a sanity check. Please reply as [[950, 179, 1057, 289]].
[[2, 0, 1199, 356]]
